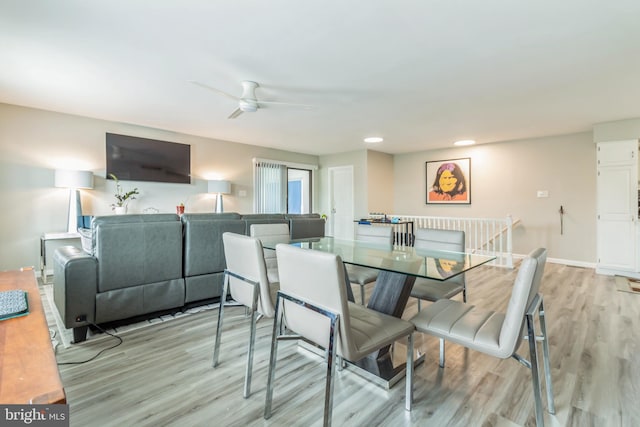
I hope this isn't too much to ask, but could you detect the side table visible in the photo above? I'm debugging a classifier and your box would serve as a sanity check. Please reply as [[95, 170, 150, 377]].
[[40, 232, 80, 284]]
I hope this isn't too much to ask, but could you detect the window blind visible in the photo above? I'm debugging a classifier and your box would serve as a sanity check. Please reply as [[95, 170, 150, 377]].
[[254, 160, 287, 213]]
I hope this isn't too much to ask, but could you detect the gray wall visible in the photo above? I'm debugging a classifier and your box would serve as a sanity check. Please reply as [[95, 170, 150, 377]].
[[394, 132, 596, 263], [0, 103, 318, 271], [0, 101, 620, 270]]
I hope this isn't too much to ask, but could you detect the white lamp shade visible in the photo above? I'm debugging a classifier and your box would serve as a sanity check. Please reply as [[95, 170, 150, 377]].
[[55, 170, 94, 189], [208, 180, 231, 194]]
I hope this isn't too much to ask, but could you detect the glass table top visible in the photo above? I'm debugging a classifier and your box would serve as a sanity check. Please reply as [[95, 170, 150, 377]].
[[262, 236, 495, 281]]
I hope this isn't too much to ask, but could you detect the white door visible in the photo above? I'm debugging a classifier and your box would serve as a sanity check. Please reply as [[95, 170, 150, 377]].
[[597, 141, 637, 272], [328, 166, 354, 239]]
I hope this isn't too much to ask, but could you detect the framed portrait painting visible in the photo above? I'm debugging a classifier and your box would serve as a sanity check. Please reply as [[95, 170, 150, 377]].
[[426, 158, 471, 204]]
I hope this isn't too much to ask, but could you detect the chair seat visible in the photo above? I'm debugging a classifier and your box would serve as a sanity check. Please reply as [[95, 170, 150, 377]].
[[411, 299, 507, 359], [345, 264, 379, 286], [344, 302, 415, 361], [410, 278, 465, 301]]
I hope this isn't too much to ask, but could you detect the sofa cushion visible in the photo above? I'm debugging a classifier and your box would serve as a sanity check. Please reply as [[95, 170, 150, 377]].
[[93, 214, 183, 292], [286, 214, 326, 239], [182, 214, 245, 276], [95, 278, 185, 323]]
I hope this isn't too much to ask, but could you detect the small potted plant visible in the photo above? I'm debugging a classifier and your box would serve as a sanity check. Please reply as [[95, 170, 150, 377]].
[[110, 174, 139, 214]]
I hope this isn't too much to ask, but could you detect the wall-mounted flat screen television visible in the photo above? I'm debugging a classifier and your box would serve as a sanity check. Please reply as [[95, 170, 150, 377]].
[[106, 133, 191, 184]]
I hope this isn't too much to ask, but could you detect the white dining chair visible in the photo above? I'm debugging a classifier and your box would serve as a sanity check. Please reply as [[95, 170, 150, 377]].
[[213, 232, 279, 398], [409, 228, 466, 366], [250, 223, 290, 283], [410, 248, 554, 427], [265, 243, 415, 427], [346, 224, 394, 305]]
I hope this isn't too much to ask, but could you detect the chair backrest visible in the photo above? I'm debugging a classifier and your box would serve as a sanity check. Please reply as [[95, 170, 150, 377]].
[[250, 223, 291, 269], [222, 232, 276, 317], [414, 228, 466, 284], [525, 247, 547, 309], [498, 248, 547, 357], [355, 224, 393, 245], [414, 228, 465, 252], [276, 244, 358, 360], [250, 223, 290, 243]]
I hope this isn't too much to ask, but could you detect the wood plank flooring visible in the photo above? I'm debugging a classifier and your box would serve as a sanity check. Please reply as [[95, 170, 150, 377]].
[[47, 261, 640, 427]]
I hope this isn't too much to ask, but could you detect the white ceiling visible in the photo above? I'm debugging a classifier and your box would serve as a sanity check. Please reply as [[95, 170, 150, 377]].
[[2, 1, 640, 156]]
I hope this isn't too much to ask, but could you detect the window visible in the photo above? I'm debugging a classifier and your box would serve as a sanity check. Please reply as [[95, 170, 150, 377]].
[[254, 159, 315, 214], [287, 168, 311, 214]]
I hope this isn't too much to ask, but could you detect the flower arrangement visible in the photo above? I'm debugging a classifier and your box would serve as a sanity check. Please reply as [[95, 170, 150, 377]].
[[109, 174, 139, 209]]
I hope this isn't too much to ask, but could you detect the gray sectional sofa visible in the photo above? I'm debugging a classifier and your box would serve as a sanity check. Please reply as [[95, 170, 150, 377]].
[[53, 212, 325, 342]]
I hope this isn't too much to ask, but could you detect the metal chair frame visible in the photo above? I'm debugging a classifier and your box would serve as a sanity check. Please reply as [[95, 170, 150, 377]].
[[264, 290, 414, 427], [213, 269, 260, 398], [512, 293, 555, 427]]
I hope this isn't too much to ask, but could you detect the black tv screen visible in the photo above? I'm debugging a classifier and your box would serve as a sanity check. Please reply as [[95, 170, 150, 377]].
[[106, 133, 191, 184]]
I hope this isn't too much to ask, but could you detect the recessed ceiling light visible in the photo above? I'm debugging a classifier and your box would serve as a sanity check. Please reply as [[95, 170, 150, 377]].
[[364, 137, 383, 143], [454, 139, 476, 146]]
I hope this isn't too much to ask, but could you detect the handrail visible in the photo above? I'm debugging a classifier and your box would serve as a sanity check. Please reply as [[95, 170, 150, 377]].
[[390, 214, 516, 268]]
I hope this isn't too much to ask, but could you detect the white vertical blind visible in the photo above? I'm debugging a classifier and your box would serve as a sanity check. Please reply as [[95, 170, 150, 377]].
[[254, 160, 287, 213]]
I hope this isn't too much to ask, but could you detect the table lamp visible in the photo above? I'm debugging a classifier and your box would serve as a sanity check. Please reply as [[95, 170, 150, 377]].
[[55, 169, 94, 233], [208, 180, 231, 213]]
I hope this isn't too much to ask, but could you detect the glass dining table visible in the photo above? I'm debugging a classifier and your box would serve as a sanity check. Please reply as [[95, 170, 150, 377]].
[[262, 236, 496, 388]]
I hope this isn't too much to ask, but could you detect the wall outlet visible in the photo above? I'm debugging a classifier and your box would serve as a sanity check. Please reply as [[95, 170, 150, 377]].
[[537, 190, 549, 198]]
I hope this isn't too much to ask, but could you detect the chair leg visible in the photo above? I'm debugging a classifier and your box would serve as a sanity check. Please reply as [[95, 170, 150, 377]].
[[526, 312, 545, 427], [538, 299, 556, 414], [360, 284, 365, 305], [405, 332, 414, 411], [264, 297, 283, 420], [243, 284, 260, 398], [213, 273, 230, 367], [439, 338, 445, 368], [417, 299, 422, 312], [322, 314, 339, 427]]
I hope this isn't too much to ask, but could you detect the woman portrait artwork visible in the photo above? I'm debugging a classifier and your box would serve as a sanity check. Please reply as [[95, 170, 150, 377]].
[[426, 158, 471, 204]]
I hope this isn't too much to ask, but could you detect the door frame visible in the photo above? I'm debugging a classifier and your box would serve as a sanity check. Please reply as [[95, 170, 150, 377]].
[[328, 165, 354, 239]]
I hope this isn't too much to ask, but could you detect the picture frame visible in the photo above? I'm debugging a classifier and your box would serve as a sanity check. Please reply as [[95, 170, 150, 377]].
[[426, 157, 471, 204]]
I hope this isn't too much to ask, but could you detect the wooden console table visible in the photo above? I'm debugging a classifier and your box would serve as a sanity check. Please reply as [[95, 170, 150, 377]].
[[0, 268, 66, 404]]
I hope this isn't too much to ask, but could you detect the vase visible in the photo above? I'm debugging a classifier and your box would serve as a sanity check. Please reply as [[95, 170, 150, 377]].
[[114, 206, 127, 215]]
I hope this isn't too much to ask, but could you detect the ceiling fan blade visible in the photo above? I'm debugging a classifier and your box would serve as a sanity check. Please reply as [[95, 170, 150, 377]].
[[257, 100, 314, 109], [189, 80, 239, 101], [227, 107, 244, 119]]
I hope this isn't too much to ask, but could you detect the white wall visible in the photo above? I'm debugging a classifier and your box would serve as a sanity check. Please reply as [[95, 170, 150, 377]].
[[0, 102, 609, 269], [393, 132, 597, 263], [366, 150, 394, 214], [0, 103, 318, 271]]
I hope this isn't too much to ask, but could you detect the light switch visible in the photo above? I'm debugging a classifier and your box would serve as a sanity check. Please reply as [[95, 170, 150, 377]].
[[537, 190, 549, 198], [238, 190, 247, 197]]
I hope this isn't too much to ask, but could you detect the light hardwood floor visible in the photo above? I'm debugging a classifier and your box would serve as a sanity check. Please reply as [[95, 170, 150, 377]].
[[48, 261, 640, 427]]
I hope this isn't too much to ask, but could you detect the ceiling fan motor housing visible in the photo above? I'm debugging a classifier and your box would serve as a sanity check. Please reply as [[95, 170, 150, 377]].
[[239, 81, 259, 112], [239, 99, 258, 112]]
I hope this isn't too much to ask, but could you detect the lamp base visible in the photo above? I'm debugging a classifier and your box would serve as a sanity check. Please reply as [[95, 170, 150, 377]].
[[215, 194, 224, 213], [67, 189, 81, 233]]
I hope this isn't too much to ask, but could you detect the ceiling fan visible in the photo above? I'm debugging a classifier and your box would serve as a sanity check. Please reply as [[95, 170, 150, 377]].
[[190, 80, 312, 119]]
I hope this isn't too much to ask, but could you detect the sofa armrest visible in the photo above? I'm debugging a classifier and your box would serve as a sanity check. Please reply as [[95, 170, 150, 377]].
[[53, 246, 97, 331]]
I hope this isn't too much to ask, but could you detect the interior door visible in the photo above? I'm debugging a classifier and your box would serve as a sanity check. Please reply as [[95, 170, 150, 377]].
[[597, 141, 637, 272], [328, 166, 354, 239]]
